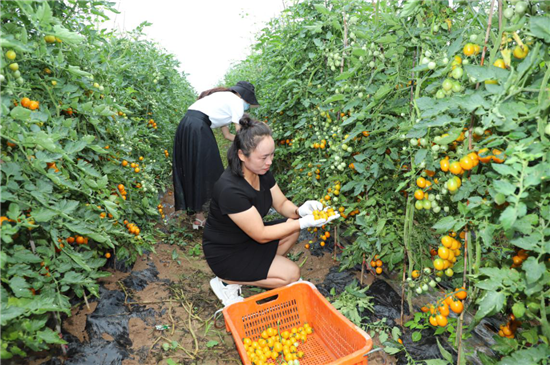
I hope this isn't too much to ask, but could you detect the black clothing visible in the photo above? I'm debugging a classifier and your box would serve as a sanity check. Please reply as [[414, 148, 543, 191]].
[[172, 110, 224, 212], [203, 168, 281, 281]]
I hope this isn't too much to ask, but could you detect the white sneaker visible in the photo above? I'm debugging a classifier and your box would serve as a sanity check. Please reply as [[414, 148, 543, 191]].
[[210, 277, 244, 307]]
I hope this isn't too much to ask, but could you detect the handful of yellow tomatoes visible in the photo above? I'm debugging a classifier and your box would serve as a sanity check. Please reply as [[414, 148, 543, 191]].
[[243, 323, 313, 365]]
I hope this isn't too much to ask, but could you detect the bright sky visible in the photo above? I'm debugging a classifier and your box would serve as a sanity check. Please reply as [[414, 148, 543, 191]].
[[102, 0, 287, 93]]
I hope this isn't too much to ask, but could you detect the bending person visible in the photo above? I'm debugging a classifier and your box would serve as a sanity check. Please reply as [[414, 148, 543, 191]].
[[202, 114, 339, 306], [172, 81, 260, 229]]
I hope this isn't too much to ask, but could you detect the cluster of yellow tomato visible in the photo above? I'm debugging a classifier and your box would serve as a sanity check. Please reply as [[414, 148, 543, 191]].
[[324, 182, 341, 201], [19, 97, 40, 110], [157, 203, 165, 219], [163, 149, 169, 158], [243, 323, 313, 365], [421, 287, 467, 327], [369, 255, 384, 275], [147, 118, 158, 129], [121, 159, 142, 173], [413, 176, 436, 210], [511, 249, 529, 269], [124, 220, 141, 236], [46, 161, 60, 173], [498, 314, 521, 339], [115, 183, 128, 201], [432, 233, 463, 277], [312, 139, 327, 149], [312, 208, 336, 221]]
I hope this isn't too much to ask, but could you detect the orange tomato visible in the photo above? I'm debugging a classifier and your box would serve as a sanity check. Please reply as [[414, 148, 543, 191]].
[[436, 314, 448, 327], [450, 300, 464, 314], [438, 303, 450, 317], [414, 190, 424, 200], [440, 159, 450, 172], [455, 287, 467, 300], [416, 177, 426, 188], [20, 97, 31, 108], [28, 100, 39, 110], [449, 161, 463, 175], [375, 267, 383, 274], [429, 316, 438, 326]]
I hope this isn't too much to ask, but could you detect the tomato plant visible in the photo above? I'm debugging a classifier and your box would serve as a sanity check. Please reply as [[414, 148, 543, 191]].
[[225, 0, 550, 361], [0, 1, 195, 359]]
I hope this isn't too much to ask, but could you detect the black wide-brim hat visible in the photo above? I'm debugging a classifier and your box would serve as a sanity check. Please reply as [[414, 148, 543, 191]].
[[229, 81, 260, 106]]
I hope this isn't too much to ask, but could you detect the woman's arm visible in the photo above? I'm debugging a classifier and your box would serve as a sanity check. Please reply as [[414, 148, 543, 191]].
[[229, 206, 300, 243], [270, 183, 300, 219], [220, 125, 235, 141]]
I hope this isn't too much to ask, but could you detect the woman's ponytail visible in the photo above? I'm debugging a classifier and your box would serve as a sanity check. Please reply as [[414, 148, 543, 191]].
[[227, 114, 272, 177]]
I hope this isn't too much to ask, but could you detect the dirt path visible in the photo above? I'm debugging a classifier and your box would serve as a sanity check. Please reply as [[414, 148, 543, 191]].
[[30, 189, 395, 365]]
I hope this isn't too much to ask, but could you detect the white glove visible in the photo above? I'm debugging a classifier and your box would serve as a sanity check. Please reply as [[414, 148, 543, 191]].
[[298, 215, 327, 229], [297, 200, 324, 217], [298, 212, 341, 229]]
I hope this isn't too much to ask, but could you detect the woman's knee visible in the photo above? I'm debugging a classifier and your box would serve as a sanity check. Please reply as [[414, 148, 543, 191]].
[[284, 263, 300, 285]]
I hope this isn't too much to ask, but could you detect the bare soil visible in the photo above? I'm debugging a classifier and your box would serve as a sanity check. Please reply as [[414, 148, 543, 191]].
[[34, 188, 396, 365]]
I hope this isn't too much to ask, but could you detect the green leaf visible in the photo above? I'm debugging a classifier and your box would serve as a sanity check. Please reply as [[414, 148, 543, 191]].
[[493, 179, 516, 196], [67, 65, 92, 77], [424, 360, 449, 365], [530, 17, 550, 42], [499, 206, 517, 230], [412, 331, 422, 342], [436, 338, 454, 364], [498, 344, 550, 365], [324, 94, 345, 103], [37, 328, 66, 344], [475, 290, 506, 320], [373, 84, 392, 101], [10, 249, 43, 264], [32, 208, 57, 222], [60, 271, 86, 285], [512, 302, 525, 319], [432, 216, 458, 233], [492, 164, 517, 177], [522, 257, 545, 284], [9, 276, 32, 298], [206, 340, 218, 348], [414, 149, 428, 166], [52, 25, 84, 45], [437, 128, 462, 145], [36, 1, 53, 26], [313, 4, 330, 15], [10, 106, 31, 121]]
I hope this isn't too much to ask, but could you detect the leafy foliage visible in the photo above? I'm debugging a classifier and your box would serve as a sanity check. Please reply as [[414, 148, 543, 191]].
[[0, 1, 195, 358], [226, 0, 550, 360]]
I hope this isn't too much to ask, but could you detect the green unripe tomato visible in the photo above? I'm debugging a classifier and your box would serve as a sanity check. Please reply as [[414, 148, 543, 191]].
[[451, 67, 463, 80], [422, 284, 429, 292], [435, 89, 445, 99], [9, 63, 19, 71], [442, 78, 453, 91], [429, 280, 436, 288], [503, 7, 515, 18], [415, 200, 424, 210], [445, 268, 454, 277], [415, 287, 423, 294]]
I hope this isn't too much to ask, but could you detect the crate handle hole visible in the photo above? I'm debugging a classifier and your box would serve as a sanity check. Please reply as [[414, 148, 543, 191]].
[[256, 294, 279, 305]]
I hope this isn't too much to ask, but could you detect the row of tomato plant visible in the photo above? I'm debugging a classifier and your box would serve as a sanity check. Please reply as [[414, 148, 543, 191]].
[[0, 1, 195, 359], [225, 0, 549, 362]]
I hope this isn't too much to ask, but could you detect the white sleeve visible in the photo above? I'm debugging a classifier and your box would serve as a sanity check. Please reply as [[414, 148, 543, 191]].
[[230, 97, 245, 124]]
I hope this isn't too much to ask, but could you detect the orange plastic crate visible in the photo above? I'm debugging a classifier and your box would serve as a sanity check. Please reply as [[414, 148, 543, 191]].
[[223, 281, 373, 365]]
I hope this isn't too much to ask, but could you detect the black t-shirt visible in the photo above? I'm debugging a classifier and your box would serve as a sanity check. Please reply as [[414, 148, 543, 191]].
[[203, 168, 276, 244]]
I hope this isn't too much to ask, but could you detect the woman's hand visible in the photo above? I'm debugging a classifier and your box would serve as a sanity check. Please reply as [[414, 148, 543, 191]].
[[297, 200, 324, 217]]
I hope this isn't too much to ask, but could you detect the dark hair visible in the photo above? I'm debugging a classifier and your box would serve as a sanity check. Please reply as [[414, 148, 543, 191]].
[[227, 114, 272, 177], [198, 87, 237, 100]]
